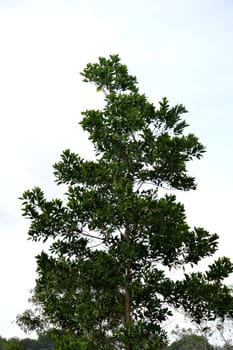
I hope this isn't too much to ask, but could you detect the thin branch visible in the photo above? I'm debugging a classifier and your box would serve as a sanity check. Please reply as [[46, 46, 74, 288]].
[[135, 181, 144, 192], [81, 230, 103, 241], [89, 242, 105, 249]]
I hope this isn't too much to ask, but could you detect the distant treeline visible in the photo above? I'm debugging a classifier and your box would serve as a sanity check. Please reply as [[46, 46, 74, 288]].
[[0, 334, 54, 350], [0, 332, 232, 350]]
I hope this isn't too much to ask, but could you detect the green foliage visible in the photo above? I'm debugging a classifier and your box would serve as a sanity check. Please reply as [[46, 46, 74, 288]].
[[169, 334, 214, 350], [18, 55, 233, 349], [0, 335, 54, 350]]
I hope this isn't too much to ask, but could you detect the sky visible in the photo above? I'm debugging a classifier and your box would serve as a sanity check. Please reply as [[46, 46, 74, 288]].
[[1, 0, 233, 340]]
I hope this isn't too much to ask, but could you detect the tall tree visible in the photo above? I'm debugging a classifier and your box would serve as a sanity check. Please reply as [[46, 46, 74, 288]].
[[18, 55, 233, 350]]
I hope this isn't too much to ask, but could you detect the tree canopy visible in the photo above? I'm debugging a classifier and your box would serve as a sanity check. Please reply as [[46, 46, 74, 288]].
[[18, 54, 233, 350], [169, 334, 214, 350]]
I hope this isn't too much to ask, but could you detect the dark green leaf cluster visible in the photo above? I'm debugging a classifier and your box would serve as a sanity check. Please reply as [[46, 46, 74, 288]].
[[80, 91, 204, 190], [81, 54, 138, 93]]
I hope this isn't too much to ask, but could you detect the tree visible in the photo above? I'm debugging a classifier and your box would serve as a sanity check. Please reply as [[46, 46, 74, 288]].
[[18, 54, 233, 349], [20, 335, 54, 350], [5, 338, 24, 350], [208, 316, 233, 349], [0, 336, 8, 350], [169, 333, 214, 350]]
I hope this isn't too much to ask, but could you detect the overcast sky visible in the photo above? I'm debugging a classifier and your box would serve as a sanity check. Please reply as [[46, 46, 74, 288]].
[[1, 0, 233, 339]]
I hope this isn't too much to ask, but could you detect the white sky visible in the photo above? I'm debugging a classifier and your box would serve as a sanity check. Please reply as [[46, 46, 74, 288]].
[[1, 0, 233, 339]]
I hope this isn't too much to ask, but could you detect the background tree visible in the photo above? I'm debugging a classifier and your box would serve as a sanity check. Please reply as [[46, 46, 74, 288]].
[[5, 338, 24, 350], [0, 336, 9, 350], [18, 55, 233, 350], [0, 335, 54, 350], [168, 332, 214, 350], [20, 335, 54, 350], [169, 326, 215, 350], [207, 317, 233, 350]]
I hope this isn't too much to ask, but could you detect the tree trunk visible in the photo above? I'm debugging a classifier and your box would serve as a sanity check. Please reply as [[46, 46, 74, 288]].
[[125, 224, 133, 350]]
